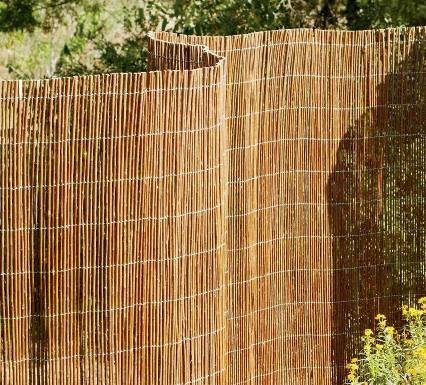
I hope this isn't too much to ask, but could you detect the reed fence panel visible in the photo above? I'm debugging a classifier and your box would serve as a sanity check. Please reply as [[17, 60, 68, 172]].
[[1, 26, 425, 385]]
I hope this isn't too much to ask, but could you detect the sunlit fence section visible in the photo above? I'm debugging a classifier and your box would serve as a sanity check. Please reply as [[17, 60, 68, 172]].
[[0, 44, 228, 385]]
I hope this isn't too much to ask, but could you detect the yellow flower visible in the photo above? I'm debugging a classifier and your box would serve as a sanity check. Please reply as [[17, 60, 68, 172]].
[[402, 305, 408, 315], [346, 363, 359, 371], [347, 373, 355, 381], [376, 344, 383, 351], [409, 307, 424, 317], [385, 326, 395, 335], [407, 368, 417, 376], [419, 297, 426, 310], [415, 347, 426, 359], [375, 314, 386, 320], [364, 329, 373, 337], [351, 358, 358, 363]]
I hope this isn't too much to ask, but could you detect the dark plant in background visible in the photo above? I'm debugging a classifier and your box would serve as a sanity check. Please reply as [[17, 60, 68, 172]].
[[0, 0, 83, 32]]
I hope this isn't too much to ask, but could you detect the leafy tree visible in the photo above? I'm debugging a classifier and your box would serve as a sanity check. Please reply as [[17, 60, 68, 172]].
[[1, 0, 425, 78], [55, 1, 171, 76], [346, 0, 426, 30], [0, 0, 82, 32], [55, 0, 320, 76]]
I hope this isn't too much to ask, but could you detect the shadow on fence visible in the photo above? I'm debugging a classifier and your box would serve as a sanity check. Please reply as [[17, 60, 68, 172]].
[[328, 34, 426, 382]]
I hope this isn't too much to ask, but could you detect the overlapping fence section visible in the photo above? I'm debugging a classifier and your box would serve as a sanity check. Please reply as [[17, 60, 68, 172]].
[[1, 27, 425, 385], [0, 44, 228, 385]]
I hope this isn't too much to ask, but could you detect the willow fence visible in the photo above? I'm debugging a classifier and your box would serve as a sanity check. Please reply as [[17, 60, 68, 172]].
[[1, 26, 425, 385]]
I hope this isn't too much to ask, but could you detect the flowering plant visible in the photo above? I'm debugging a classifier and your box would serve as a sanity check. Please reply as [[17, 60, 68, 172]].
[[346, 297, 426, 385]]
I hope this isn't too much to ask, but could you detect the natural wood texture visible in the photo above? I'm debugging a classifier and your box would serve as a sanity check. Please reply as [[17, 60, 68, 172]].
[[0, 44, 228, 385], [152, 27, 426, 385], [1, 27, 425, 385]]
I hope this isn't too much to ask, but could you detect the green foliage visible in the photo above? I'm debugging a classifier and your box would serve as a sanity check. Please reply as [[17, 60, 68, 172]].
[[0, 0, 425, 78], [172, 0, 296, 35], [0, 0, 82, 32], [55, 0, 319, 76], [346, 0, 426, 30], [53, 2, 104, 76], [55, 1, 170, 76], [0, 1, 38, 32], [346, 298, 426, 385]]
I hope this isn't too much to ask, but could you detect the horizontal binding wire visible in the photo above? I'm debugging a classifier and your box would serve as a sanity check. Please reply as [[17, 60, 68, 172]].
[[1, 248, 419, 278], [227, 266, 419, 287], [3, 291, 402, 324], [0, 243, 225, 276], [233, 365, 338, 385], [226, 71, 426, 85], [215, 37, 425, 53], [226, 197, 391, 217], [0, 284, 226, 320], [0, 82, 423, 103], [226, 334, 348, 356], [6, 163, 414, 193], [3, 129, 422, 149], [0, 203, 222, 232], [227, 165, 423, 184], [0, 120, 224, 143], [228, 293, 419, 321], [227, 132, 425, 152], [3, 68, 417, 103], [226, 102, 424, 120], [0, 327, 226, 363], [227, 231, 383, 252], [0, 80, 225, 101], [1, 163, 222, 191], [227, 196, 424, 218], [226, 261, 423, 289]]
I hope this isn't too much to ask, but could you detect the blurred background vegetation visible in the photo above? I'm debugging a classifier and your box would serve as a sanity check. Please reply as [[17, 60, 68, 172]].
[[0, 0, 425, 79]]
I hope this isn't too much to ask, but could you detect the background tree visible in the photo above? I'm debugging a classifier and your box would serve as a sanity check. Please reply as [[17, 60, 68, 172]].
[[0, 0, 425, 78], [0, 0, 82, 32]]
